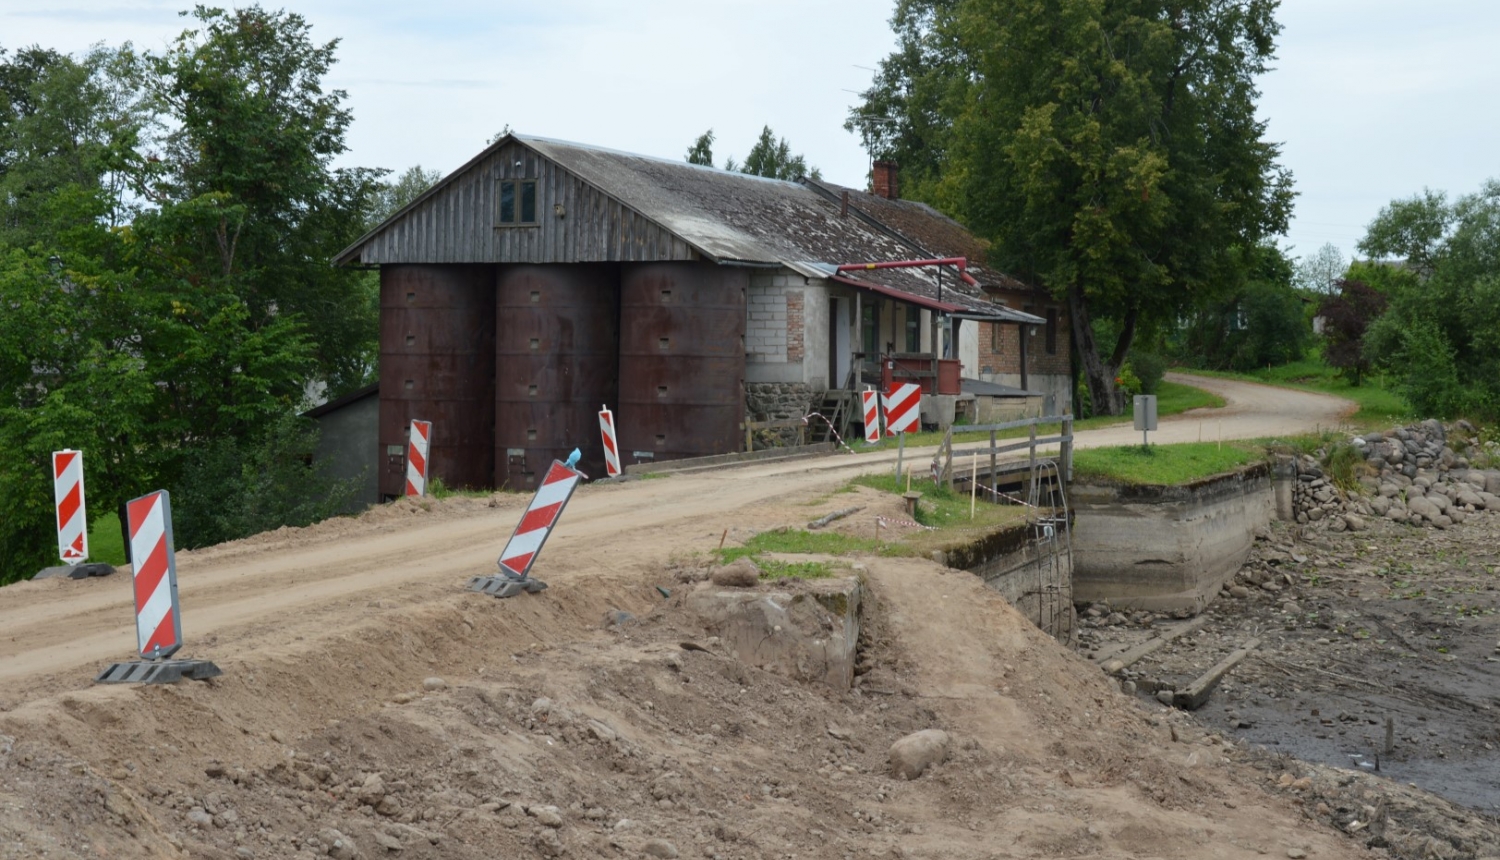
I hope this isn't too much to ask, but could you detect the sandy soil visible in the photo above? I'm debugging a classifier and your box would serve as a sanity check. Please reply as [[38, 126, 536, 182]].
[[0, 376, 1378, 859]]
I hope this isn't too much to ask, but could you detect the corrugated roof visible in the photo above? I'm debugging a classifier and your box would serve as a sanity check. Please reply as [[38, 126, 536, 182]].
[[339, 133, 1036, 317]]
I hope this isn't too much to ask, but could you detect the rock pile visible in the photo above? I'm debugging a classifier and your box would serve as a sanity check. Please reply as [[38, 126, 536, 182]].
[[1290, 419, 1500, 531]]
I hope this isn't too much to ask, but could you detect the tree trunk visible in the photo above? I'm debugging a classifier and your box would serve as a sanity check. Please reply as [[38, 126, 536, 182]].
[[1068, 284, 1124, 416]]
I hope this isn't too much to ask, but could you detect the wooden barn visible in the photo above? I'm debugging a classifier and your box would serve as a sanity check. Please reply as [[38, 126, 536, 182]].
[[334, 134, 1070, 496]]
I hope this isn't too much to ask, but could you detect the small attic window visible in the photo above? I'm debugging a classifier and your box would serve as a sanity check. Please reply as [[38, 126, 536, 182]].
[[497, 179, 537, 226]]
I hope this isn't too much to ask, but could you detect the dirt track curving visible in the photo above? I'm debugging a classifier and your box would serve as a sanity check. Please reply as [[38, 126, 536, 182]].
[[0, 375, 1382, 859]]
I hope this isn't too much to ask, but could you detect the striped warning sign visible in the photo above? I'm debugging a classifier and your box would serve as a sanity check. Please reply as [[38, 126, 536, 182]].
[[599, 404, 622, 477], [52, 449, 89, 564], [860, 391, 882, 444], [126, 490, 183, 660], [406, 419, 432, 497], [497, 460, 584, 579], [883, 382, 921, 436]]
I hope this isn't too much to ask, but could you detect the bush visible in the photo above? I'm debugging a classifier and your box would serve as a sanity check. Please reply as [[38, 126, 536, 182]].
[[1130, 351, 1167, 394]]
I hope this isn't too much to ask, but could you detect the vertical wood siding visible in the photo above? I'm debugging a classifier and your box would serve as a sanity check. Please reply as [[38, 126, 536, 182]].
[[358, 141, 698, 265]]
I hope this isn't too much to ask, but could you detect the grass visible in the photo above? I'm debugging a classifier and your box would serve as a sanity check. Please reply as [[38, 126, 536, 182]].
[[713, 475, 1032, 578], [855, 379, 1225, 453], [1176, 350, 1408, 427], [88, 511, 128, 566], [1071, 442, 1264, 486], [714, 529, 887, 580]]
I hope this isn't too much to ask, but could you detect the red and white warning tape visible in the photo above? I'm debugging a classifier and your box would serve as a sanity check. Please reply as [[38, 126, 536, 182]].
[[875, 515, 935, 531], [800, 413, 856, 455]]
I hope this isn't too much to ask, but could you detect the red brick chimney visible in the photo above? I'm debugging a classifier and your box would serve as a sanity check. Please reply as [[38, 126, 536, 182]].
[[871, 160, 900, 200]]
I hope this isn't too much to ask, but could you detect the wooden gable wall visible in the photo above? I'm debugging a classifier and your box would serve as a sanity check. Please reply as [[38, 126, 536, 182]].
[[351, 140, 700, 265]]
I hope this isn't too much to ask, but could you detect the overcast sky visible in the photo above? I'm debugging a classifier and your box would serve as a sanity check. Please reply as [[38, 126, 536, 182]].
[[3, 0, 1497, 264]]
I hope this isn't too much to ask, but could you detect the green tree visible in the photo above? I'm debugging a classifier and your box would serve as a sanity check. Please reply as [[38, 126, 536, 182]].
[[685, 128, 714, 166], [851, 0, 1294, 414], [1170, 243, 1307, 370], [721, 125, 820, 180], [132, 5, 382, 395], [1360, 180, 1500, 418], [368, 164, 443, 227]]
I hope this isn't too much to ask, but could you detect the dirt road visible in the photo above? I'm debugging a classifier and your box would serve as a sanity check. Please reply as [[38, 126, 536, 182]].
[[0, 374, 1353, 693]]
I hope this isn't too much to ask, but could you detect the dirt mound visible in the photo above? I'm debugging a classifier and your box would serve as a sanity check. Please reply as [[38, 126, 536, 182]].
[[0, 549, 1370, 860]]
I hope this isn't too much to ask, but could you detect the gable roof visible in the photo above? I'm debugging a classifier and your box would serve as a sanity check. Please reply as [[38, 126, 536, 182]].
[[337, 134, 1040, 319]]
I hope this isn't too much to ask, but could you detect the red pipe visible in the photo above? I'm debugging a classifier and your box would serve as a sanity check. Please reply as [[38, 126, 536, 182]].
[[835, 257, 980, 287]]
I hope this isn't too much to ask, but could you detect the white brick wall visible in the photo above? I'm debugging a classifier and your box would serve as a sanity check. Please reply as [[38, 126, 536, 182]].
[[747, 272, 788, 363]]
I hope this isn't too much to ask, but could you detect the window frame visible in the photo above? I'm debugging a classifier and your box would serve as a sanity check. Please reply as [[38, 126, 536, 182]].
[[496, 178, 539, 227]]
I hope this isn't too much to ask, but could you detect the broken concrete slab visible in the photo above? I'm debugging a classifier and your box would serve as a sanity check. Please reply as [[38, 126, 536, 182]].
[[685, 576, 863, 690]]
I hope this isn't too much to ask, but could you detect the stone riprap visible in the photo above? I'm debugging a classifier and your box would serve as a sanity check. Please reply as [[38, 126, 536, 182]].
[[1290, 419, 1500, 532]]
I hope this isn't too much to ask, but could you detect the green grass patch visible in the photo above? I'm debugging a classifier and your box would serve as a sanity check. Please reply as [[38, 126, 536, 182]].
[[1154, 379, 1225, 414], [1072, 442, 1263, 486], [716, 528, 885, 563], [88, 511, 128, 566], [713, 528, 886, 581], [1177, 352, 1408, 427]]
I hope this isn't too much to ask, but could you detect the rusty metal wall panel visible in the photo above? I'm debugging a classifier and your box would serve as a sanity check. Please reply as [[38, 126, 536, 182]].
[[618, 263, 746, 463], [379, 265, 496, 496], [354, 141, 697, 266], [494, 265, 620, 490]]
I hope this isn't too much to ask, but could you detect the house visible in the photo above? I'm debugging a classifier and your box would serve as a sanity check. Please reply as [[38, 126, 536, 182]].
[[334, 135, 1071, 496]]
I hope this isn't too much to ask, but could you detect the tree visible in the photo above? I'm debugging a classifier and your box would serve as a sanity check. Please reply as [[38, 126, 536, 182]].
[[1360, 180, 1500, 418], [1293, 243, 1346, 294], [0, 8, 379, 582], [1318, 279, 1386, 386], [368, 164, 443, 227], [685, 128, 714, 166], [132, 4, 382, 395], [704, 125, 821, 180], [851, 0, 1294, 414], [1171, 243, 1308, 370]]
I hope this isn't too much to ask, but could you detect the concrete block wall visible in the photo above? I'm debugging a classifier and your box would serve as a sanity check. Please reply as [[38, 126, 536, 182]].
[[746, 268, 829, 390]]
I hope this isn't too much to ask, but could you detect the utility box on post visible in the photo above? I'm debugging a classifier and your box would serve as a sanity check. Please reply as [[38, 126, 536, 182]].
[[1134, 394, 1158, 446]]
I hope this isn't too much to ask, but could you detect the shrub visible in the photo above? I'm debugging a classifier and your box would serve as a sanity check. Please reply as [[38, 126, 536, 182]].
[[170, 415, 358, 549], [1130, 351, 1167, 394]]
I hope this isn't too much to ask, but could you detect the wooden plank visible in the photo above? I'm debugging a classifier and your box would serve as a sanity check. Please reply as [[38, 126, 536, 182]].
[[1095, 614, 1213, 672], [1173, 638, 1261, 710]]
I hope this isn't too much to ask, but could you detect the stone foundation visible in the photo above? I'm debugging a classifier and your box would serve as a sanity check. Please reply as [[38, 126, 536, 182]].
[[747, 381, 816, 447]]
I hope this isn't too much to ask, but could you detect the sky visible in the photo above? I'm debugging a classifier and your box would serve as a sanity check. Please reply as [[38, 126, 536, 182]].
[[2, 0, 1497, 265]]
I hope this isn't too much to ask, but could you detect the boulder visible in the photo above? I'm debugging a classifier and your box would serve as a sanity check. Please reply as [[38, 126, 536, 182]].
[[889, 729, 951, 779], [1343, 514, 1367, 532], [1369, 496, 1392, 517], [1428, 493, 1451, 513], [1457, 489, 1485, 509], [1408, 496, 1441, 521], [710, 558, 762, 587]]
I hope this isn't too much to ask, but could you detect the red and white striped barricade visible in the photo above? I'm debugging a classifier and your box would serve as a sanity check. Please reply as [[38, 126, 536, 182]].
[[860, 391, 882, 444], [599, 404, 622, 477], [406, 419, 432, 497], [95, 490, 221, 684], [52, 449, 89, 564], [467, 460, 585, 599], [883, 382, 921, 436]]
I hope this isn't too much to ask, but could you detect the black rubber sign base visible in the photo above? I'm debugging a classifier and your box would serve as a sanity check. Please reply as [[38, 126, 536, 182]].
[[95, 660, 222, 685]]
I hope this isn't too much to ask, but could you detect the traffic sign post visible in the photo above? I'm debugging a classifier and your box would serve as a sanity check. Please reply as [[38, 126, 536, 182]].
[[467, 460, 585, 599], [96, 490, 221, 685]]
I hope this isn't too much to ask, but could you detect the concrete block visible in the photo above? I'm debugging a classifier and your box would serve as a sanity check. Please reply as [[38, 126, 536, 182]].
[[1071, 463, 1273, 614], [685, 577, 863, 690]]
